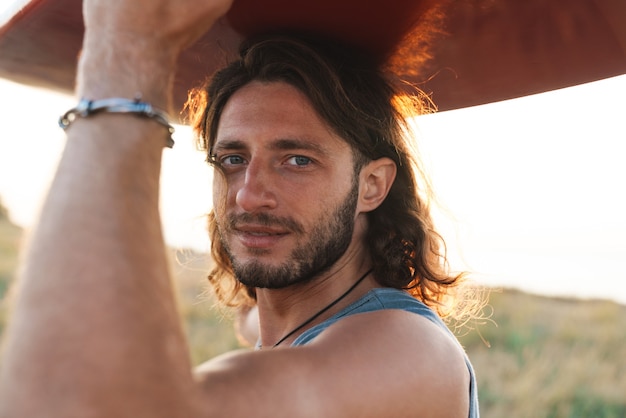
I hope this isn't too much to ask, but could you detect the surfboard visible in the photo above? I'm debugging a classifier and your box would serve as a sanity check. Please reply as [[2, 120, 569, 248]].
[[1, 0, 625, 120]]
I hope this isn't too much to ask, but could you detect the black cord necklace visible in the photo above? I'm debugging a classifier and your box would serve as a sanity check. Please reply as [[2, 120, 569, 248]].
[[270, 268, 373, 348]]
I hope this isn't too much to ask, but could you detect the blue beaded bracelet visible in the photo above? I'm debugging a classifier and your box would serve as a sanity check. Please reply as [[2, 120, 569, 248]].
[[59, 97, 175, 148]]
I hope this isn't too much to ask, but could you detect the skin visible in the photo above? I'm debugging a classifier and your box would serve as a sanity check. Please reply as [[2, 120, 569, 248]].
[[0, 1, 471, 417]]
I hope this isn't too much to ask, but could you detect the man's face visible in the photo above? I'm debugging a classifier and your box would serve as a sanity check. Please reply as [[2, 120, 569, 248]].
[[211, 81, 361, 288]]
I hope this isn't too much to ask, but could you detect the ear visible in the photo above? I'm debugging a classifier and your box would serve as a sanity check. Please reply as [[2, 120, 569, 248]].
[[358, 157, 397, 213]]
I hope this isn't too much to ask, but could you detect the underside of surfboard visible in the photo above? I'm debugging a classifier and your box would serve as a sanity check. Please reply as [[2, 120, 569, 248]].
[[1, 0, 625, 120]]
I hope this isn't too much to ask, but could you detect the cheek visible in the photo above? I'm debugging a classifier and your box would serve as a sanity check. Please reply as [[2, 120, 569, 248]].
[[212, 168, 245, 201], [301, 182, 356, 218]]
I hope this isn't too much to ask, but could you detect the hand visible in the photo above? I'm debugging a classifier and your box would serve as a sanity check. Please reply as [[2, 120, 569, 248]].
[[83, 0, 234, 53]]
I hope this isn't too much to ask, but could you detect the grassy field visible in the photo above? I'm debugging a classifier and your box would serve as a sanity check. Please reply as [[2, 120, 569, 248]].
[[460, 290, 626, 417], [1, 210, 624, 417], [0, 207, 22, 335]]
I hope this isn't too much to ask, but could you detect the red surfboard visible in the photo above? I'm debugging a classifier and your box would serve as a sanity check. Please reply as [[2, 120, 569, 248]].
[[1, 0, 625, 121]]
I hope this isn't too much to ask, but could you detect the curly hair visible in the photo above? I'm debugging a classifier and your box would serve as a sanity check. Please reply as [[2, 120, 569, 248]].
[[186, 33, 477, 320]]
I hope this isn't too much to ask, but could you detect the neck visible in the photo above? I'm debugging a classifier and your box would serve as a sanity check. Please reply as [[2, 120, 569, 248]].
[[255, 265, 375, 348]]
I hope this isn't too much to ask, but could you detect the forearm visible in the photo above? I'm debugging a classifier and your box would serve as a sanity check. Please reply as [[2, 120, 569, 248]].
[[0, 0, 235, 413], [0, 27, 195, 418]]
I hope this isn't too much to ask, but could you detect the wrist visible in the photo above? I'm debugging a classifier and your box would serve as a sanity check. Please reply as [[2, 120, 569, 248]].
[[77, 32, 179, 112], [59, 98, 175, 148]]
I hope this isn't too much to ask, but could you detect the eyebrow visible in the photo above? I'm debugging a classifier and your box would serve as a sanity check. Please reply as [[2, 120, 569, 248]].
[[212, 137, 330, 156], [211, 139, 245, 154], [271, 138, 327, 155]]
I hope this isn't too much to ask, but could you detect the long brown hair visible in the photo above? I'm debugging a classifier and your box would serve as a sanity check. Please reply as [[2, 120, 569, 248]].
[[186, 33, 480, 321]]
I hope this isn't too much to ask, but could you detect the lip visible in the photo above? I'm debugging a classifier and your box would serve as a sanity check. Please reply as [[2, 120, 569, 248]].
[[233, 224, 289, 249]]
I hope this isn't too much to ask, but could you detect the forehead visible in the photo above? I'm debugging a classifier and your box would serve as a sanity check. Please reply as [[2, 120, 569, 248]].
[[214, 81, 350, 153]]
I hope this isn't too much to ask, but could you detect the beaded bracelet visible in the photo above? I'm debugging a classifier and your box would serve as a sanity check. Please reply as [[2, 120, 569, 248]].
[[58, 97, 175, 148]]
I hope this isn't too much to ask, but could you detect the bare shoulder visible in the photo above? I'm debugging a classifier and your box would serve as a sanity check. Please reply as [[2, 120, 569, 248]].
[[194, 309, 470, 418], [312, 309, 471, 416]]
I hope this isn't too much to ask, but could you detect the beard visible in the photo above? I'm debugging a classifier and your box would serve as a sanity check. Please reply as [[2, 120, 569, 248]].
[[218, 182, 359, 289]]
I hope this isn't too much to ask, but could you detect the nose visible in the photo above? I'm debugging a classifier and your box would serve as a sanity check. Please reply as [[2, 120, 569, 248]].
[[235, 160, 278, 212]]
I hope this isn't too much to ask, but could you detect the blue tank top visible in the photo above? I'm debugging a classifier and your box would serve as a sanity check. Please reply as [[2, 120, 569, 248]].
[[291, 287, 480, 418]]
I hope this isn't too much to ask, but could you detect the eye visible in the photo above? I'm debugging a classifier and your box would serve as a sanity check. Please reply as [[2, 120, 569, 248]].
[[286, 155, 313, 167], [207, 153, 247, 171], [220, 154, 247, 166]]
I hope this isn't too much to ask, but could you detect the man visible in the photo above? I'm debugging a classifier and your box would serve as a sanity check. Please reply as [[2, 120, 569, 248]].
[[0, 0, 480, 416]]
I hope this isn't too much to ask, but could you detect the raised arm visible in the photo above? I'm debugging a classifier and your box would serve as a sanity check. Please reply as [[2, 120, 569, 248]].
[[0, 2, 475, 417], [0, 1, 231, 416]]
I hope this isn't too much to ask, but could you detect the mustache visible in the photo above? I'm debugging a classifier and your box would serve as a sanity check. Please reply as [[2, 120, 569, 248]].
[[227, 212, 305, 234]]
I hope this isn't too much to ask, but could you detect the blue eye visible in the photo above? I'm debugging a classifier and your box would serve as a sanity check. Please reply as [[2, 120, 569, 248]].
[[287, 155, 312, 166], [221, 155, 246, 166]]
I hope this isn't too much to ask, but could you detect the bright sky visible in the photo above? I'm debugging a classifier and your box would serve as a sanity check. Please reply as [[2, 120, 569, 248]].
[[0, 75, 625, 304]]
